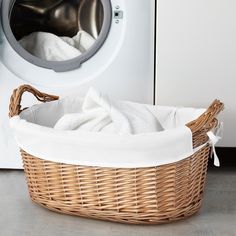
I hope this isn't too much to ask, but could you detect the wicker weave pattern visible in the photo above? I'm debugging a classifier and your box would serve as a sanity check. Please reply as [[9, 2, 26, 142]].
[[21, 146, 209, 224], [9, 85, 224, 224]]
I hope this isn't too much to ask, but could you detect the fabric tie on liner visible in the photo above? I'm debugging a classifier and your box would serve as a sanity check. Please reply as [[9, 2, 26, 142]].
[[207, 122, 224, 167]]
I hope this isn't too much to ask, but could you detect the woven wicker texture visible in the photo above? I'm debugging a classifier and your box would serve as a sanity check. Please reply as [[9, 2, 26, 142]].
[[9, 85, 224, 224]]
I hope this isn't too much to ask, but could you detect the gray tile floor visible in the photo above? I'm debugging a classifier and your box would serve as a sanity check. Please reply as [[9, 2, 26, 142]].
[[0, 168, 236, 236]]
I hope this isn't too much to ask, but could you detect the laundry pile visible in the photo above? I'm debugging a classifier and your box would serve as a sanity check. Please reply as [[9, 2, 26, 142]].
[[54, 88, 164, 134], [19, 31, 95, 61]]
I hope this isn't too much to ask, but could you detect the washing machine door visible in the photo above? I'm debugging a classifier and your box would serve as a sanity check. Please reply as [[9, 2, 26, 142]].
[[0, 0, 112, 72]]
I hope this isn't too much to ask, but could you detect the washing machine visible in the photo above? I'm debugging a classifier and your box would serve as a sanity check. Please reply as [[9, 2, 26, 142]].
[[0, 0, 156, 168]]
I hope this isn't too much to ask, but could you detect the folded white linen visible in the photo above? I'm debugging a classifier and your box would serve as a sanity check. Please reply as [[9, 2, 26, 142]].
[[54, 88, 164, 134], [19, 31, 95, 61]]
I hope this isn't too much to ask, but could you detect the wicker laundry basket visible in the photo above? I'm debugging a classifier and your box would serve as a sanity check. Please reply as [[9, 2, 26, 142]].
[[9, 85, 224, 224]]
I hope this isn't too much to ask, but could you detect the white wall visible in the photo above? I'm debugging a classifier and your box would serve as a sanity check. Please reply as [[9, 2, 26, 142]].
[[156, 0, 236, 147]]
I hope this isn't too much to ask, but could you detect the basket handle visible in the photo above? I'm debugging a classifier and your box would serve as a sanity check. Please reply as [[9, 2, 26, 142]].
[[186, 99, 224, 147], [9, 84, 59, 117]]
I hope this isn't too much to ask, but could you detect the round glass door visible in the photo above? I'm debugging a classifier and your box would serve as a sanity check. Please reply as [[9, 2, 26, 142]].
[[1, 0, 112, 72]]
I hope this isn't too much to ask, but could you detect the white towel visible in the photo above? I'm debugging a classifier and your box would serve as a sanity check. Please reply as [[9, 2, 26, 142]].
[[54, 88, 164, 134], [19, 31, 95, 61]]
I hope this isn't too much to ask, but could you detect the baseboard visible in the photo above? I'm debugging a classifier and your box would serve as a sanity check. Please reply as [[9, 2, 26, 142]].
[[209, 147, 236, 168]]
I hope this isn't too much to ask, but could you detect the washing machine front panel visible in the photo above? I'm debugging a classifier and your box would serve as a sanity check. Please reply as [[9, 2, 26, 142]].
[[0, 0, 156, 168]]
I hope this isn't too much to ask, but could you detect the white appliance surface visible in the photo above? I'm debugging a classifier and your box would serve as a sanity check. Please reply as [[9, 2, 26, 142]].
[[156, 0, 236, 147], [0, 0, 156, 168]]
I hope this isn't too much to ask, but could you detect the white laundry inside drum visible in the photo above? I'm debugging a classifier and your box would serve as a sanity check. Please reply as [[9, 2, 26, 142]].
[[19, 30, 96, 61]]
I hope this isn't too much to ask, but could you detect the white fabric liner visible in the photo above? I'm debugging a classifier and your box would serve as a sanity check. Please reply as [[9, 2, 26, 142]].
[[9, 93, 209, 168], [19, 30, 95, 61]]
